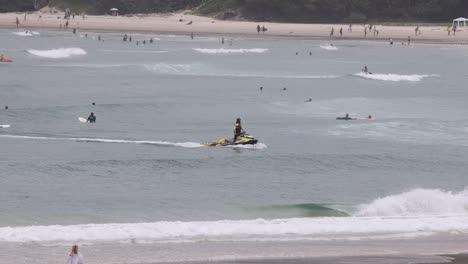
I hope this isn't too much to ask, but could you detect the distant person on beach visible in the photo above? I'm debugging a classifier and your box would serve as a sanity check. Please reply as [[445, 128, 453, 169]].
[[129, 36, 132, 42], [447, 26, 451, 36], [87, 112, 96, 123], [407, 36, 411, 45], [453, 25, 457, 35], [415, 26, 419, 36], [364, 28, 367, 37], [330, 27, 334, 37], [390, 38, 393, 45], [190, 32, 194, 39], [150, 38, 153, 44], [143, 40, 146, 45], [221, 37, 225, 44], [260, 86, 263, 91], [262, 26, 267, 34], [98, 35, 101, 41], [65, 21, 69, 29], [257, 25, 261, 34], [348, 24, 352, 32], [15, 17, 19, 28], [24, 13, 27, 22], [67, 245, 84, 264], [339, 27, 343, 37]]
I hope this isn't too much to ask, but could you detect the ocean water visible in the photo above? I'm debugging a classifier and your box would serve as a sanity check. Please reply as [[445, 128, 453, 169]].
[[1, 29, 468, 261]]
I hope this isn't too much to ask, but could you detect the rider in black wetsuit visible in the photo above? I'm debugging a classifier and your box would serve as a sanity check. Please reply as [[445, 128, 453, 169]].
[[87, 112, 96, 123]]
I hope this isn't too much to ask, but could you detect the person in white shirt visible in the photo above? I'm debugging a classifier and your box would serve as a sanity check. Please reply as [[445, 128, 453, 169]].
[[67, 245, 84, 264]]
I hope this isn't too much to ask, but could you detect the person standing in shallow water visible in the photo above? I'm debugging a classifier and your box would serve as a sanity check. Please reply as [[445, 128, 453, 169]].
[[67, 245, 84, 264]]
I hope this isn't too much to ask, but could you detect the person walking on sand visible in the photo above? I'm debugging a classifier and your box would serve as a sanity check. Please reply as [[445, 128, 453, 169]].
[[67, 245, 84, 264], [364, 28, 367, 38], [447, 26, 451, 36], [257, 25, 260, 34], [415, 26, 419, 36], [407, 36, 411, 45], [339, 27, 343, 37], [330, 27, 334, 37], [15, 17, 19, 28]]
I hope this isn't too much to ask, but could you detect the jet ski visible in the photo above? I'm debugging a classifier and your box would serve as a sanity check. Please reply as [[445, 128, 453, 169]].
[[202, 134, 258, 147]]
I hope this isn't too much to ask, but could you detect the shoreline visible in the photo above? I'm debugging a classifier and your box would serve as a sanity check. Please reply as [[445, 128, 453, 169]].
[[2, 12, 468, 45]]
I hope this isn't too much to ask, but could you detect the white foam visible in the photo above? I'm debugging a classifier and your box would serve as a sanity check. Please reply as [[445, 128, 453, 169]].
[[13, 31, 39, 36], [320, 44, 338, 50], [356, 188, 468, 217], [193, 48, 268, 54], [226, 143, 268, 150], [1, 214, 468, 243], [354, 72, 437, 82], [0, 124, 10, 128], [27, 48, 87, 59], [0, 135, 202, 148]]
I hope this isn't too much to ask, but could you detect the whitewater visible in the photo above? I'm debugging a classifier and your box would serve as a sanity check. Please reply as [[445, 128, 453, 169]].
[[26, 48, 87, 58], [2, 188, 467, 243]]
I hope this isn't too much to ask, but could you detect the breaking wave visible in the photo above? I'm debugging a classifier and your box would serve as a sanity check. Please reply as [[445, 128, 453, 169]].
[[13, 31, 40, 36], [320, 44, 338, 50], [0, 188, 467, 243], [356, 188, 468, 217], [27, 48, 87, 59]]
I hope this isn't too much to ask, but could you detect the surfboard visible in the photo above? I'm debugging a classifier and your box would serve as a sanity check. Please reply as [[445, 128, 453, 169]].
[[0, 124, 11, 128], [78, 117, 87, 123], [0, 59, 13, 63]]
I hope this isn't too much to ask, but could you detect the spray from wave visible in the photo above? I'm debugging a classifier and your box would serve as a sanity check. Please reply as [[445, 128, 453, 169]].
[[354, 72, 438, 82], [193, 48, 268, 54], [356, 188, 468, 217], [27, 48, 87, 59]]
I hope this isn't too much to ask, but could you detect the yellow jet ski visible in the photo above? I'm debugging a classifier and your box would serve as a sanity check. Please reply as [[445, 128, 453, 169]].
[[202, 134, 258, 147]]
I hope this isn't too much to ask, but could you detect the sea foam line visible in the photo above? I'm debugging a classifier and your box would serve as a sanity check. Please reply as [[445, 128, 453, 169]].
[[193, 48, 268, 54], [1, 215, 468, 243]]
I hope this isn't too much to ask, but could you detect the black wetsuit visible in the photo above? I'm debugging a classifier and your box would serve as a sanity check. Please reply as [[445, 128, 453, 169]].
[[87, 115, 96, 123]]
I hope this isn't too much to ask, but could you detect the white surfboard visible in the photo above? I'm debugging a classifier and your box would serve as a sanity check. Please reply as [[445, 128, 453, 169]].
[[78, 117, 87, 123], [0, 124, 10, 128]]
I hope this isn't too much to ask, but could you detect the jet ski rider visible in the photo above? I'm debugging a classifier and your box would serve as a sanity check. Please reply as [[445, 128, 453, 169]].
[[233, 118, 245, 142]]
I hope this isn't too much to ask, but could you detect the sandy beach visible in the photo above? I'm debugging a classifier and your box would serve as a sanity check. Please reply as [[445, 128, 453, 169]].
[[1, 11, 468, 43]]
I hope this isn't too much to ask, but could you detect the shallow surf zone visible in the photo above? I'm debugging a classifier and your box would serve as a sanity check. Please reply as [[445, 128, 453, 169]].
[[193, 48, 268, 54], [26, 48, 86, 58], [354, 72, 437, 82], [1, 188, 467, 244]]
